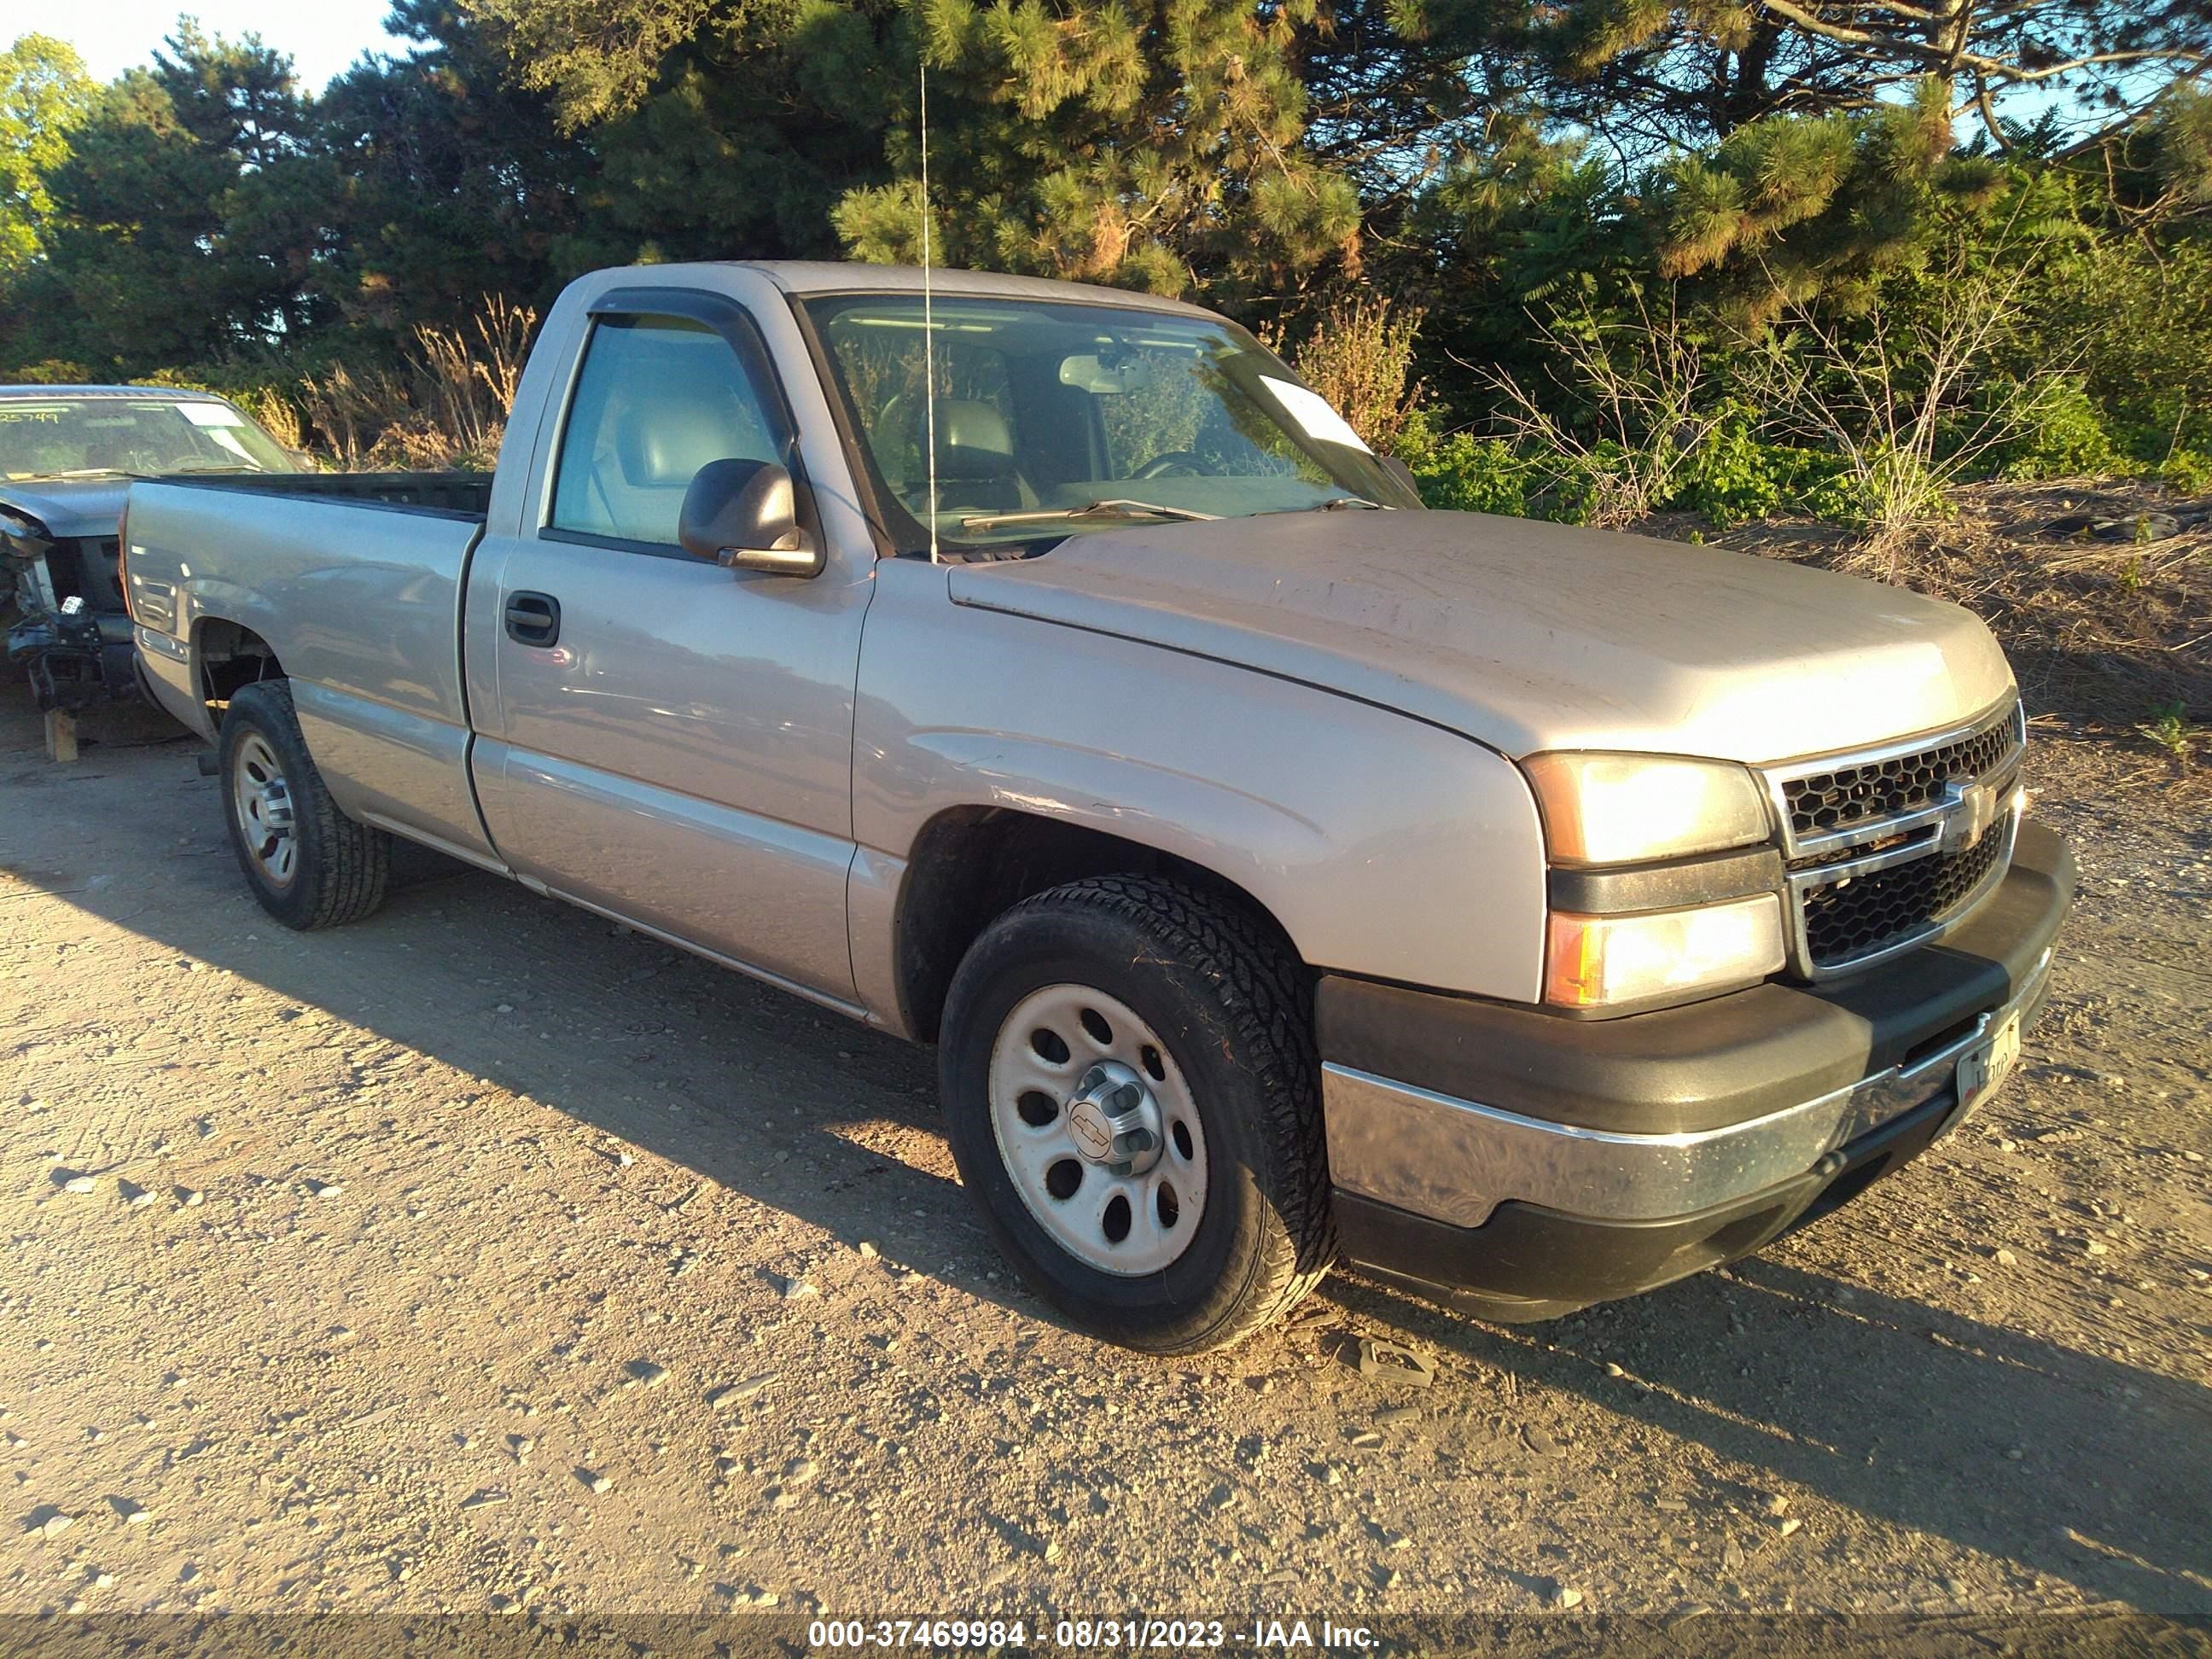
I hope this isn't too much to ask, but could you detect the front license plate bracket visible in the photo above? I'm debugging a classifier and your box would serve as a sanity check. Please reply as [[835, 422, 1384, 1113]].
[[1951, 1009, 2023, 1127]]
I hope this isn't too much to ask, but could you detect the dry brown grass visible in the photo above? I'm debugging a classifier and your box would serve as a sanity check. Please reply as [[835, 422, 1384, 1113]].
[[295, 298, 537, 472], [239, 388, 304, 452]]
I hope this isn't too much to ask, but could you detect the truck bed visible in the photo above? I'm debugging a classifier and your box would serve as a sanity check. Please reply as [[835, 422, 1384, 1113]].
[[125, 470, 498, 866]]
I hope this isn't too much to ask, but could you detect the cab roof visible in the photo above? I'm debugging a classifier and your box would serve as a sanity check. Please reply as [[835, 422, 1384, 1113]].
[[696, 261, 1220, 321]]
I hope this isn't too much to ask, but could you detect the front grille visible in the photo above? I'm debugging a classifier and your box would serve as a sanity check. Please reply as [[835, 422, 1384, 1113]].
[[1800, 823, 2009, 967], [1782, 713, 2018, 838], [1766, 698, 2025, 978]]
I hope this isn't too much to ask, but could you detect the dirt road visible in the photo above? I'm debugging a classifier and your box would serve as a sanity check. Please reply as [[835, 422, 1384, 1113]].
[[3, 684, 2207, 1629]]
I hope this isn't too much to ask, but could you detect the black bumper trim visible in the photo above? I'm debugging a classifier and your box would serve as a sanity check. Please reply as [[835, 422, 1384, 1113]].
[[1316, 818, 2075, 1137]]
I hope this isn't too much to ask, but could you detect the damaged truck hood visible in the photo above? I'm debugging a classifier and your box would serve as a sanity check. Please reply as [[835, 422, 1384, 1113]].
[[946, 509, 2015, 764], [0, 478, 130, 544]]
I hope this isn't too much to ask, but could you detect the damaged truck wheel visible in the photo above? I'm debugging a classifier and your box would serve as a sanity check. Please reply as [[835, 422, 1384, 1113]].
[[218, 680, 392, 930]]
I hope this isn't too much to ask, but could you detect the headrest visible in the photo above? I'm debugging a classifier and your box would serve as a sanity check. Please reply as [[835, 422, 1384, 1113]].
[[934, 399, 1016, 480], [616, 380, 765, 488]]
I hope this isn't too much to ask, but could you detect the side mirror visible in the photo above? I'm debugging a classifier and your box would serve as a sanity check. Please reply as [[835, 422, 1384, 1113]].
[[678, 459, 822, 577]]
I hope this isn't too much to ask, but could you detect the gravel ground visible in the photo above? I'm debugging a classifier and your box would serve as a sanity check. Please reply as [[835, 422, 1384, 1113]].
[[1, 684, 2207, 1629]]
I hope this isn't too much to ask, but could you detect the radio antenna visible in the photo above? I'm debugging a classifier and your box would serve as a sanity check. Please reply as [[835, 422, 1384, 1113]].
[[919, 54, 940, 565]]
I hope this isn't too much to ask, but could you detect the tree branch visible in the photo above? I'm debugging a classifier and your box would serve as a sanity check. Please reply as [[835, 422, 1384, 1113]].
[[1752, 1, 2210, 87], [1971, 70, 2011, 151]]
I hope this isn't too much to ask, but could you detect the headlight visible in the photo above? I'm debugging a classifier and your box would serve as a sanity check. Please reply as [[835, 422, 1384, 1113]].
[[1522, 752, 1772, 866], [1545, 894, 1786, 1010]]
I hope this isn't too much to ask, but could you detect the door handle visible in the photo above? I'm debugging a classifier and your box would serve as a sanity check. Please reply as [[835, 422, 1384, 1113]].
[[504, 591, 561, 647]]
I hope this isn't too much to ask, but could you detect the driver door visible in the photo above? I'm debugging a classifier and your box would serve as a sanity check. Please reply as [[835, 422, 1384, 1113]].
[[469, 297, 872, 1005]]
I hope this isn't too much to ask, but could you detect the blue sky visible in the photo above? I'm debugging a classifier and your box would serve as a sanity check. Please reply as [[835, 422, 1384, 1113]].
[[3, 0, 412, 92]]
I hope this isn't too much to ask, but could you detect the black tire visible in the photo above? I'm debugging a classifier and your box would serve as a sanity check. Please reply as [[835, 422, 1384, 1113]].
[[218, 679, 390, 930], [938, 876, 1336, 1353]]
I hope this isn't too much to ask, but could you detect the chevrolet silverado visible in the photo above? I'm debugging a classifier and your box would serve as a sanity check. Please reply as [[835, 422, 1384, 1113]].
[[125, 262, 2075, 1352]]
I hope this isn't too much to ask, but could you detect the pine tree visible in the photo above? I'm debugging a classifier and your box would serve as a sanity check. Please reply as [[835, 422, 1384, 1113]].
[[460, 0, 906, 270], [6, 28, 328, 372], [457, 0, 1363, 303], [1415, 0, 2212, 154], [317, 0, 590, 340], [833, 0, 1360, 301]]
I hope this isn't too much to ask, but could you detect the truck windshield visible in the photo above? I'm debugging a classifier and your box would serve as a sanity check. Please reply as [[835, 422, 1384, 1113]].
[[0, 397, 296, 480], [803, 294, 1420, 555]]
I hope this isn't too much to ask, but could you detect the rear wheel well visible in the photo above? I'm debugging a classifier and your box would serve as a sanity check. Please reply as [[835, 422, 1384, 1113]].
[[195, 620, 282, 715], [895, 807, 1303, 1043]]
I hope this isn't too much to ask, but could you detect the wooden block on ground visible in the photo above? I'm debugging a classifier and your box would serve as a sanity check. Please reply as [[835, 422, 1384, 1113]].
[[44, 707, 78, 763]]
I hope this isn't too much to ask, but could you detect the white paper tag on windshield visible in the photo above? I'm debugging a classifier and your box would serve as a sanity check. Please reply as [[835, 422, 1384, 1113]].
[[1260, 375, 1372, 453], [176, 401, 247, 428]]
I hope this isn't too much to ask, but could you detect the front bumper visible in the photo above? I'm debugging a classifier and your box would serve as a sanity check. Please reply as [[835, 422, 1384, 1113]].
[[1319, 818, 2076, 1318]]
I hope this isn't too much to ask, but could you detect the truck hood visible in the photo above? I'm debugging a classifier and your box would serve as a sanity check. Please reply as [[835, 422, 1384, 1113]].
[[946, 510, 2016, 763], [0, 479, 129, 543]]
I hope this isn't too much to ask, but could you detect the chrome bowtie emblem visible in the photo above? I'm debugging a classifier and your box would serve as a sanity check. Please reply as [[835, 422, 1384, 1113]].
[[1937, 780, 1999, 853]]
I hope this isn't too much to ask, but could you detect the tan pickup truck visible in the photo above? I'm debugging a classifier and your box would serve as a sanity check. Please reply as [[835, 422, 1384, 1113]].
[[124, 261, 2075, 1352]]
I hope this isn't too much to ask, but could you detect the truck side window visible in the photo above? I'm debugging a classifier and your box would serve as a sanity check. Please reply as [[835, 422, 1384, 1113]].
[[550, 315, 783, 548]]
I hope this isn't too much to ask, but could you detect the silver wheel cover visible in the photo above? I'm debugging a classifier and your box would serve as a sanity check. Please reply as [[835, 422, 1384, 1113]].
[[987, 983, 1211, 1276], [231, 732, 298, 888]]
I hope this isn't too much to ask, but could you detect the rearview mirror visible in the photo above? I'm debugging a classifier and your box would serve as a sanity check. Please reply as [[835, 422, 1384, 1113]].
[[1058, 352, 1156, 396], [678, 460, 822, 577]]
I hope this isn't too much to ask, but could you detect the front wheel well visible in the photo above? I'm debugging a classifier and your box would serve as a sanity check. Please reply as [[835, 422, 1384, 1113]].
[[195, 619, 282, 715], [894, 806, 1304, 1044]]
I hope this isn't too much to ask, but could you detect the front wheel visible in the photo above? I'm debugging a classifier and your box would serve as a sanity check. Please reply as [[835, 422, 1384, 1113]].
[[939, 876, 1335, 1353], [219, 679, 391, 930]]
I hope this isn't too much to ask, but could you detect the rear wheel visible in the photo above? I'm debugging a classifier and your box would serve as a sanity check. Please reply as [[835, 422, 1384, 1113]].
[[939, 876, 1334, 1353], [219, 679, 390, 930]]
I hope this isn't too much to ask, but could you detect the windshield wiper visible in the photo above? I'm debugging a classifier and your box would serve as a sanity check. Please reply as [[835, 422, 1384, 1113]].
[[1305, 494, 1382, 511], [958, 498, 1220, 532], [10, 468, 131, 480], [166, 464, 262, 475]]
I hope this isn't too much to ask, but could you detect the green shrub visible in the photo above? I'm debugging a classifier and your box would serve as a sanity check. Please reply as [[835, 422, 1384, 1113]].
[[2136, 701, 2196, 767], [1997, 377, 2122, 480], [1398, 418, 1535, 517], [3, 359, 91, 384], [1676, 405, 1854, 527], [1401, 405, 1872, 530], [1401, 431, 1615, 524], [1678, 410, 1784, 524], [1533, 452, 1604, 525], [2161, 449, 2212, 496], [2032, 239, 2212, 476]]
